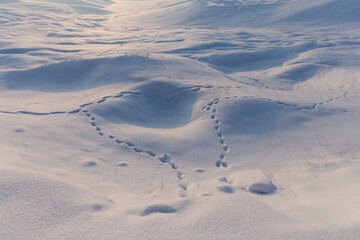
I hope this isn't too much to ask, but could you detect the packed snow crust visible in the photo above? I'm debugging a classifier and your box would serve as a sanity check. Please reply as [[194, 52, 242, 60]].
[[1, 0, 360, 239]]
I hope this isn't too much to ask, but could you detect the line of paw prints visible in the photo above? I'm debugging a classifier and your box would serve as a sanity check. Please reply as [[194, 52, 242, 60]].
[[202, 97, 240, 168], [201, 91, 353, 168], [81, 109, 178, 170], [82, 108, 189, 197]]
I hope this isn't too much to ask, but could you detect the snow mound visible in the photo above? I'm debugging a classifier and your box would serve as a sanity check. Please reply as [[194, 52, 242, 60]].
[[2, 54, 229, 92], [295, 68, 360, 91], [90, 81, 197, 128], [273, 0, 360, 26], [3, 56, 157, 92], [263, 63, 328, 86], [138, 0, 360, 28], [219, 98, 318, 135], [246, 45, 360, 90], [229, 169, 275, 194], [248, 182, 275, 194]]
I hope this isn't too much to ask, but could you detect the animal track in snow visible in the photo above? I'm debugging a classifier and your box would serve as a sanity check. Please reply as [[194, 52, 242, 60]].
[[0, 85, 353, 197], [204, 97, 231, 168], [202, 90, 353, 115], [217, 185, 234, 194], [80, 108, 189, 195], [202, 90, 354, 169], [82, 110, 171, 162], [141, 204, 177, 216]]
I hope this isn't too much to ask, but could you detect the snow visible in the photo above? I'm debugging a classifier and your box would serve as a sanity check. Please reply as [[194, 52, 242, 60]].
[[1, 0, 360, 239]]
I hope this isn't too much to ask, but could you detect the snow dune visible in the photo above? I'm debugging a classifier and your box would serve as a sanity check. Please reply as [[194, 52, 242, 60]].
[[1, 0, 360, 239]]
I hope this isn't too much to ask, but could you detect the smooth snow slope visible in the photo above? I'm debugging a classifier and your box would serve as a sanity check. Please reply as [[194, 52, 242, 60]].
[[1, 0, 360, 239]]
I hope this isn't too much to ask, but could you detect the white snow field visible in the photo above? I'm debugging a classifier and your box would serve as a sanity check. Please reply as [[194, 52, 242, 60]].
[[1, 0, 360, 239]]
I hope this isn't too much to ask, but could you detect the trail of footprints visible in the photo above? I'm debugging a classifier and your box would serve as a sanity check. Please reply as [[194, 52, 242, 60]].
[[81, 109, 180, 172], [0, 86, 353, 194], [202, 90, 352, 168], [204, 97, 229, 168], [82, 107, 189, 195], [0, 88, 351, 116]]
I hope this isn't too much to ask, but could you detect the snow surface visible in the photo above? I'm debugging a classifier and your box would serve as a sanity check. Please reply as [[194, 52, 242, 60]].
[[1, 0, 360, 239]]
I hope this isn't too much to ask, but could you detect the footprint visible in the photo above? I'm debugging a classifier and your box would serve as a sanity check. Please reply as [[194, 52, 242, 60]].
[[216, 161, 227, 168], [217, 185, 234, 194], [117, 162, 128, 167], [146, 151, 156, 157], [215, 161, 221, 167], [80, 102, 93, 108], [50, 111, 66, 114], [14, 128, 25, 133], [171, 163, 177, 169], [221, 162, 228, 168], [141, 204, 177, 216], [159, 154, 170, 163], [179, 183, 187, 191], [0, 110, 17, 114], [218, 177, 228, 182], [201, 193, 212, 197], [18, 111, 49, 116], [125, 141, 135, 147], [91, 204, 104, 212], [113, 94, 123, 98], [68, 109, 81, 114], [83, 161, 97, 167], [133, 147, 143, 153]]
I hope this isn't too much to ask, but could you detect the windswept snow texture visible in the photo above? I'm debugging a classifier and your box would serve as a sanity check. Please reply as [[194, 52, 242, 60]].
[[1, 0, 360, 239]]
